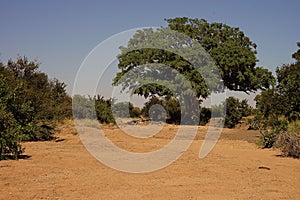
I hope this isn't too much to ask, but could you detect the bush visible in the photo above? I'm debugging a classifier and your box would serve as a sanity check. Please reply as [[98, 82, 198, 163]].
[[21, 122, 55, 141], [199, 107, 211, 126], [0, 73, 24, 159], [257, 119, 288, 148], [0, 57, 72, 159], [276, 121, 300, 157], [217, 97, 252, 128], [0, 108, 24, 160], [141, 96, 181, 124], [94, 95, 115, 124]]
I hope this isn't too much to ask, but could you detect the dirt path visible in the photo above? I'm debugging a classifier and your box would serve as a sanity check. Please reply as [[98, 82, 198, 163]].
[[0, 122, 299, 199]]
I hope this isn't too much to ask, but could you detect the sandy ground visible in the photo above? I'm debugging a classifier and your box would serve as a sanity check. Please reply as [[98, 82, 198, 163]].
[[0, 121, 300, 199]]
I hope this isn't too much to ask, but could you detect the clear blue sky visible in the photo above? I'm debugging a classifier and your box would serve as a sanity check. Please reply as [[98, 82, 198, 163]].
[[1, 0, 299, 95]]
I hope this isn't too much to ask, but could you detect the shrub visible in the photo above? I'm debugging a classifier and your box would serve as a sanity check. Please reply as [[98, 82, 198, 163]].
[[0, 73, 24, 159], [0, 57, 72, 159], [221, 97, 252, 128], [0, 108, 24, 160], [257, 119, 288, 148], [94, 95, 115, 124], [141, 96, 181, 124], [276, 121, 300, 157], [21, 122, 55, 141], [199, 107, 211, 126]]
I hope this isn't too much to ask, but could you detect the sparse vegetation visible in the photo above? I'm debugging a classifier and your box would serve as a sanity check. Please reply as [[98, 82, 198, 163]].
[[276, 121, 300, 158], [251, 42, 300, 157]]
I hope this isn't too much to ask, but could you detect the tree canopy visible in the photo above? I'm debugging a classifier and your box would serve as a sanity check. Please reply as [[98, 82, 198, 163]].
[[166, 17, 275, 92], [113, 17, 275, 102]]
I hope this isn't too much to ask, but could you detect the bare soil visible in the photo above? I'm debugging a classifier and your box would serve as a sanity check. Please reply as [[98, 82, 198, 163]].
[[1, 121, 299, 199]]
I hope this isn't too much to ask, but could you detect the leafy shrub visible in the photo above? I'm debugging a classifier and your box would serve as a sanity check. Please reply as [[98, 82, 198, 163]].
[[21, 122, 55, 141], [0, 74, 24, 159], [0, 108, 24, 160], [94, 95, 115, 124], [257, 119, 288, 148]]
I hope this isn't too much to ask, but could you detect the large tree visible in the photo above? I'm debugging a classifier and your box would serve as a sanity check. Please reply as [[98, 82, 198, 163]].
[[113, 17, 274, 98], [113, 18, 274, 124]]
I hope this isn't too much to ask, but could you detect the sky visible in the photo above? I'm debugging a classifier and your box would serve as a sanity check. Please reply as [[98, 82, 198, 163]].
[[1, 0, 300, 102]]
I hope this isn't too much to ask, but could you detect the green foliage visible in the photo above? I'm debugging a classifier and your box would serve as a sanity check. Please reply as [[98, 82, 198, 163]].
[[73, 95, 141, 124], [276, 63, 300, 121], [113, 29, 212, 100], [141, 96, 251, 127], [224, 97, 244, 128], [212, 97, 252, 128], [292, 42, 300, 63], [72, 95, 96, 119], [94, 95, 115, 124], [163, 97, 181, 124], [0, 108, 24, 160], [112, 17, 273, 127], [257, 119, 288, 148], [140, 96, 251, 126], [166, 17, 275, 92], [0, 57, 72, 159], [49, 79, 72, 120], [113, 18, 274, 103], [255, 43, 300, 122], [199, 107, 211, 126], [0, 74, 24, 159], [251, 95, 290, 148], [253, 42, 300, 152], [224, 97, 241, 128], [131, 106, 141, 118], [141, 96, 181, 124]]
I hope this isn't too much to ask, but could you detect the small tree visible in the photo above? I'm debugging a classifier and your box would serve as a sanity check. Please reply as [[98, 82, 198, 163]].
[[213, 97, 252, 128], [94, 95, 115, 124], [224, 97, 243, 128]]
